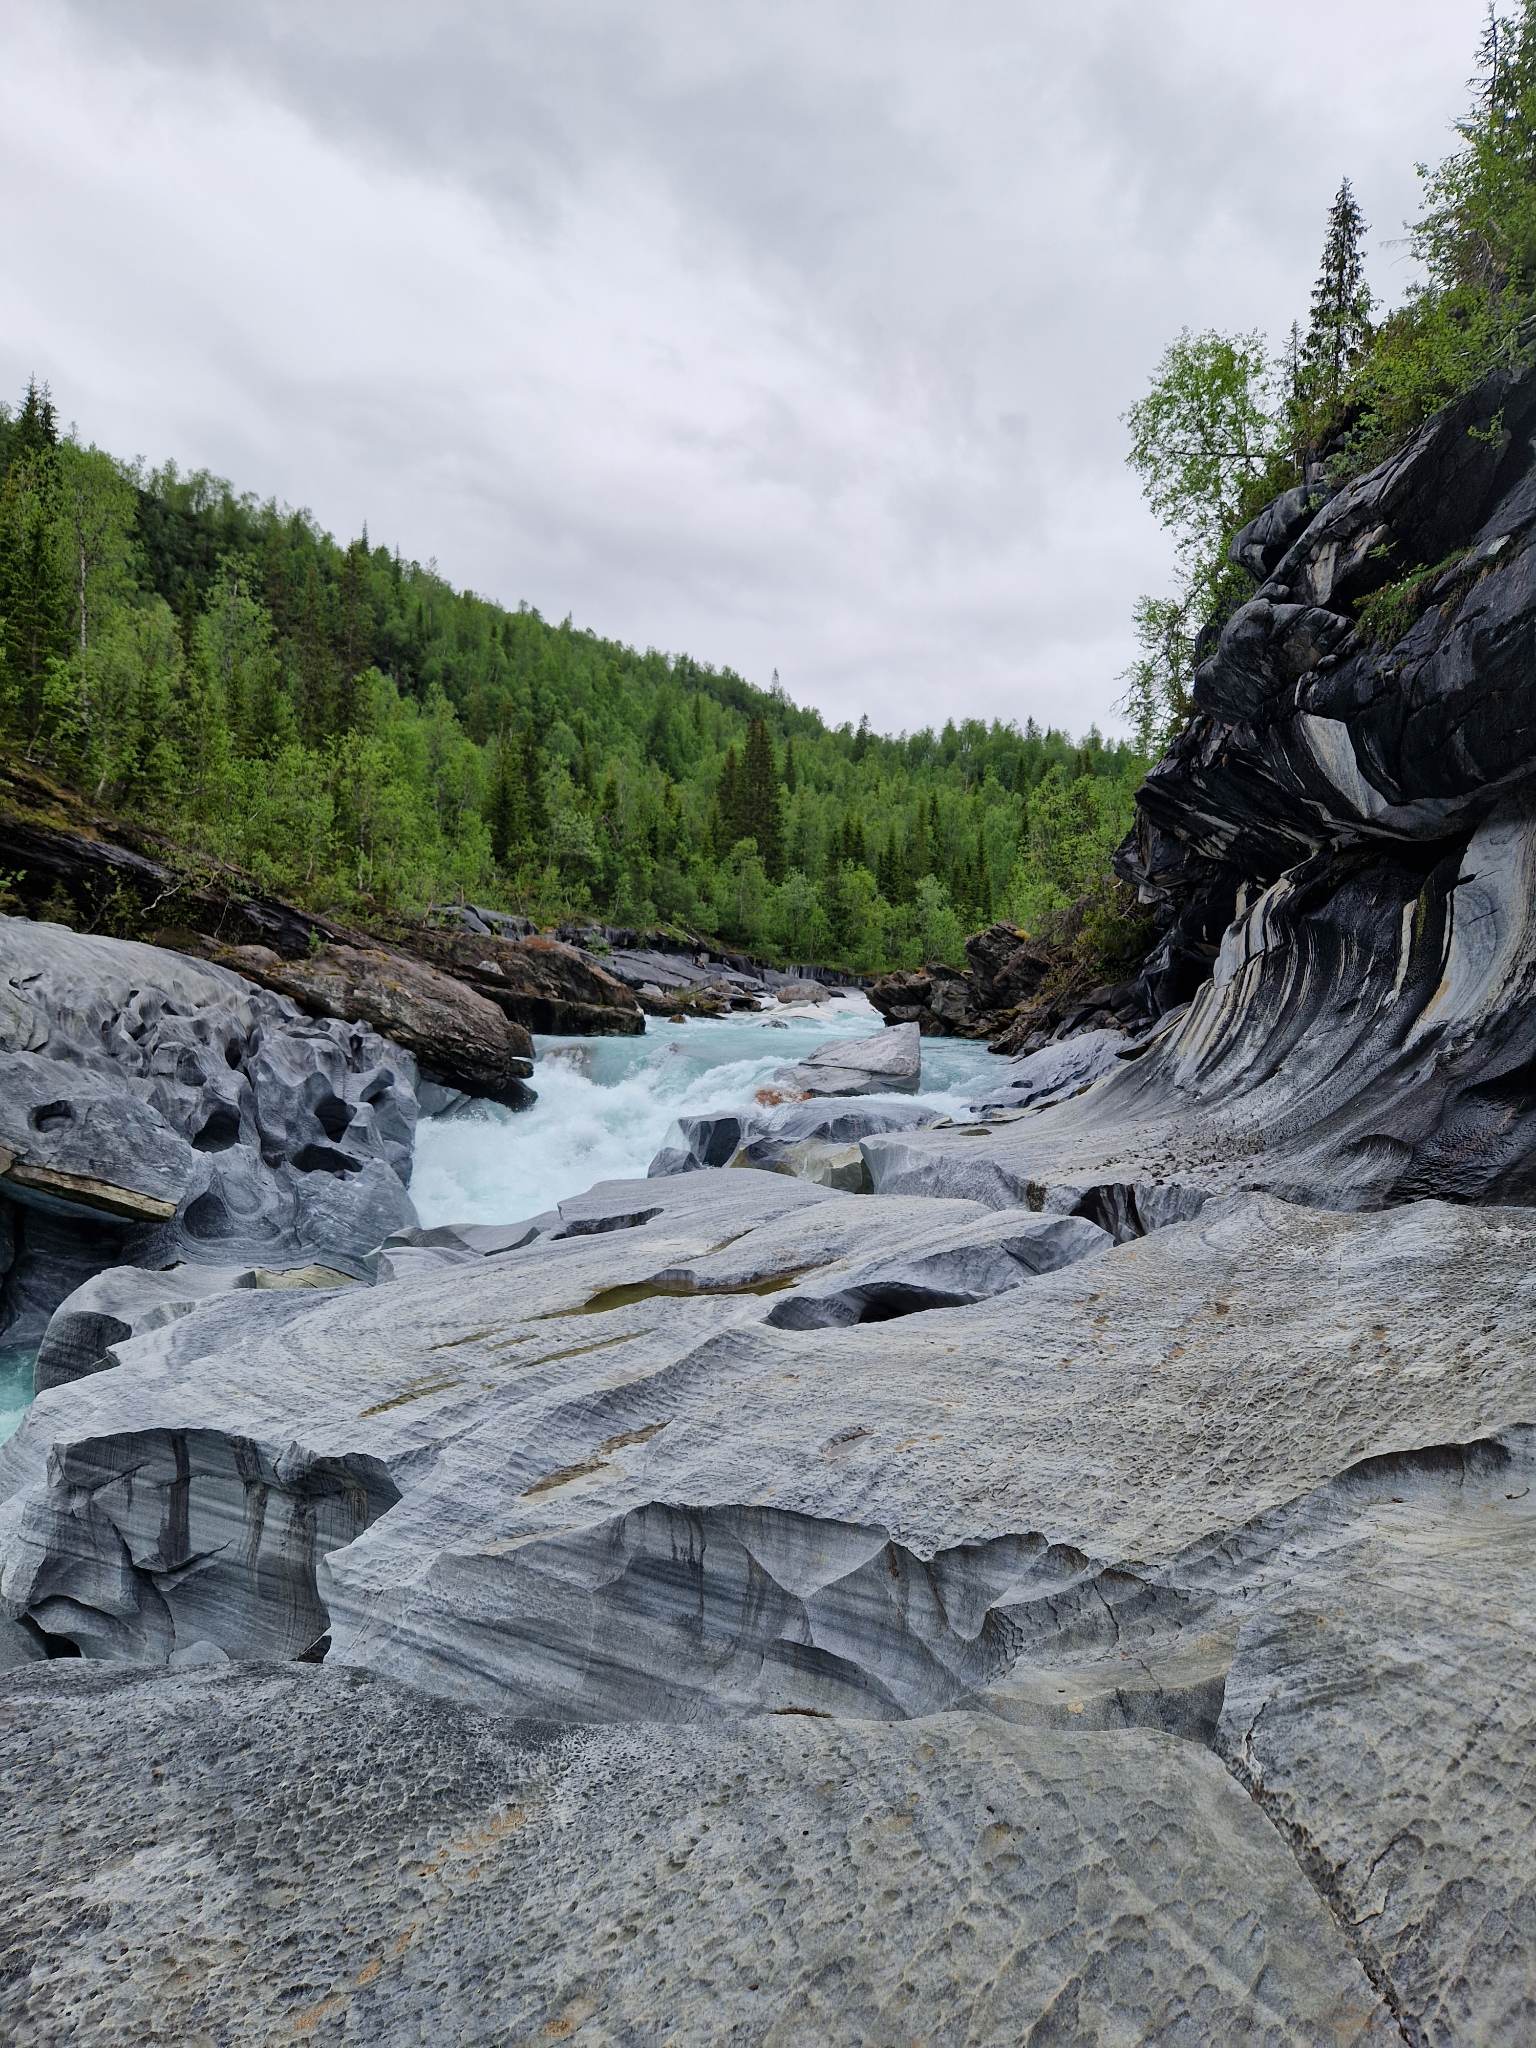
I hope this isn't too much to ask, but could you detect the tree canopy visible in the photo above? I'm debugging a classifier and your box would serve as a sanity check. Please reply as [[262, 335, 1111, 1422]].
[[0, 383, 1142, 972]]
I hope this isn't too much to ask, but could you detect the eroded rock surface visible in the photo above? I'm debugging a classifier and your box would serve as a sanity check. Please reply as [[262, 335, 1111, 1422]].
[[4, 1187, 1531, 2033], [0, 1665, 1396, 2046], [213, 940, 535, 1109], [0, 918, 416, 1342]]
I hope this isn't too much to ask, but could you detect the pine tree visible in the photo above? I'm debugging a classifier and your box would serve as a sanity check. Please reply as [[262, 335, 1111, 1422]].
[[521, 723, 550, 847], [1302, 177, 1373, 405], [741, 716, 785, 879], [783, 735, 798, 793], [486, 729, 527, 866]]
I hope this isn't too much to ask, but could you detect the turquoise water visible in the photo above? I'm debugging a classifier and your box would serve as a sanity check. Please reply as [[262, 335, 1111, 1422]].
[[414, 1003, 1003, 1225], [0, 1346, 35, 1447]]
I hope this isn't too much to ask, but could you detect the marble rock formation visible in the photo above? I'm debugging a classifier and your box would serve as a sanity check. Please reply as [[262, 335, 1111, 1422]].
[[0, 917, 417, 1342], [0, 1663, 1402, 2045], [1, 1187, 1532, 2036], [774, 1018, 922, 1097], [211, 941, 535, 1109], [647, 1095, 942, 1179]]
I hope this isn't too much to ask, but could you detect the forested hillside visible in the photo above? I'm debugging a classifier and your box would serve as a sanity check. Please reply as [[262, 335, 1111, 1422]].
[[0, 395, 1140, 972]]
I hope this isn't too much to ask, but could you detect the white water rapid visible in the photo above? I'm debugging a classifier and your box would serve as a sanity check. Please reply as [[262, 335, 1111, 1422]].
[[412, 996, 1001, 1226]]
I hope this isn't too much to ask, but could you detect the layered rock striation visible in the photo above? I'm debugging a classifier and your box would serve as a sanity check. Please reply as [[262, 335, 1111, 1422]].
[[7, 363, 1536, 2039]]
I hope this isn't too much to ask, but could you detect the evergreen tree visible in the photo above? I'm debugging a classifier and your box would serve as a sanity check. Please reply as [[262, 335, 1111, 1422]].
[[741, 716, 785, 879], [520, 723, 549, 846], [713, 743, 746, 856], [1302, 177, 1373, 405], [0, 426, 69, 743], [486, 729, 527, 866]]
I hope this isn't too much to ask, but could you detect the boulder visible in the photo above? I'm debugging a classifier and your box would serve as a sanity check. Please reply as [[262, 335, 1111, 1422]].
[[648, 1096, 944, 1179], [402, 928, 644, 1036], [0, 918, 416, 1343], [215, 942, 535, 1110], [775, 979, 830, 1005], [776, 1020, 922, 1097]]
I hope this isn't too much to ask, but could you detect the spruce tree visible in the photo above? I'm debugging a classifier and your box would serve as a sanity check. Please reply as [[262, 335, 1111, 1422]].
[[741, 717, 785, 879], [1302, 177, 1373, 406], [486, 730, 527, 866], [521, 722, 550, 847], [713, 744, 743, 856]]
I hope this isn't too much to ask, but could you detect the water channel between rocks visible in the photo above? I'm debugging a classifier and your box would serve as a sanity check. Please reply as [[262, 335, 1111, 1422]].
[[412, 998, 1000, 1226], [0, 1001, 1001, 1447]]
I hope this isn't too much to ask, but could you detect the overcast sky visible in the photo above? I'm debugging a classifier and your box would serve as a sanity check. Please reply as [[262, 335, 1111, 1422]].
[[3, 1, 1487, 737]]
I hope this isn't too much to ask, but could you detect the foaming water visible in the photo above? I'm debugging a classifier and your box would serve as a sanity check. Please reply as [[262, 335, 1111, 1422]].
[[412, 1002, 1002, 1226], [0, 1347, 35, 1447]]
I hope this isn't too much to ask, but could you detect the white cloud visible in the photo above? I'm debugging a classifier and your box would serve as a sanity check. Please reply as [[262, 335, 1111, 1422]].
[[1, 0, 1489, 736]]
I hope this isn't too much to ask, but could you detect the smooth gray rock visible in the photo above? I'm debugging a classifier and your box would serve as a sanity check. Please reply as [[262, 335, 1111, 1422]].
[[970, 1025, 1133, 1112], [776, 1019, 922, 1097], [1, 1190, 1530, 2029], [1215, 1429, 1536, 2046], [764, 1208, 1110, 1328], [649, 1095, 942, 1178], [0, 918, 418, 1342], [0, 1664, 1395, 2046], [33, 1258, 359, 1392]]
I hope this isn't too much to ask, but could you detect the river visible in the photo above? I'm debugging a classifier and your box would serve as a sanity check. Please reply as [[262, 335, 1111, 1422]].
[[0, 999, 1003, 1445], [413, 996, 1000, 1224]]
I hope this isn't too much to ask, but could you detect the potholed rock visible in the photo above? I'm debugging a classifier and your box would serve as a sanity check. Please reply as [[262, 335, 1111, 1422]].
[[0, 918, 417, 1343]]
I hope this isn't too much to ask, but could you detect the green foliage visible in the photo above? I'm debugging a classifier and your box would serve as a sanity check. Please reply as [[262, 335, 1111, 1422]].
[[1123, 330, 1281, 581], [1333, 0, 1536, 469], [1122, 7, 1536, 744], [1354, 548, 1474, 646], [1119, 331, 1288, 750], [0, 379, 1143, 969], [1299, 177, 1374, 410]]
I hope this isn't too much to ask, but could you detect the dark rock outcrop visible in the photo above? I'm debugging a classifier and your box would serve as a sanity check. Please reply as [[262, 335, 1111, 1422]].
[[211, 943, 535, 1110], [870, 923, 1059, 1038], [402, 928, 644, 1037]]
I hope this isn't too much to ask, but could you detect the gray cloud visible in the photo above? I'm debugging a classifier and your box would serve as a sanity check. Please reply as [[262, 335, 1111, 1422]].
[[2, 0, 1486, 734]]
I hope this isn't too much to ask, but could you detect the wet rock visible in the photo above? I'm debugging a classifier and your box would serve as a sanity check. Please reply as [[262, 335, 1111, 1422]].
[[648, 1096, 943, 1179], [777, 1019, 921, 1097]]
